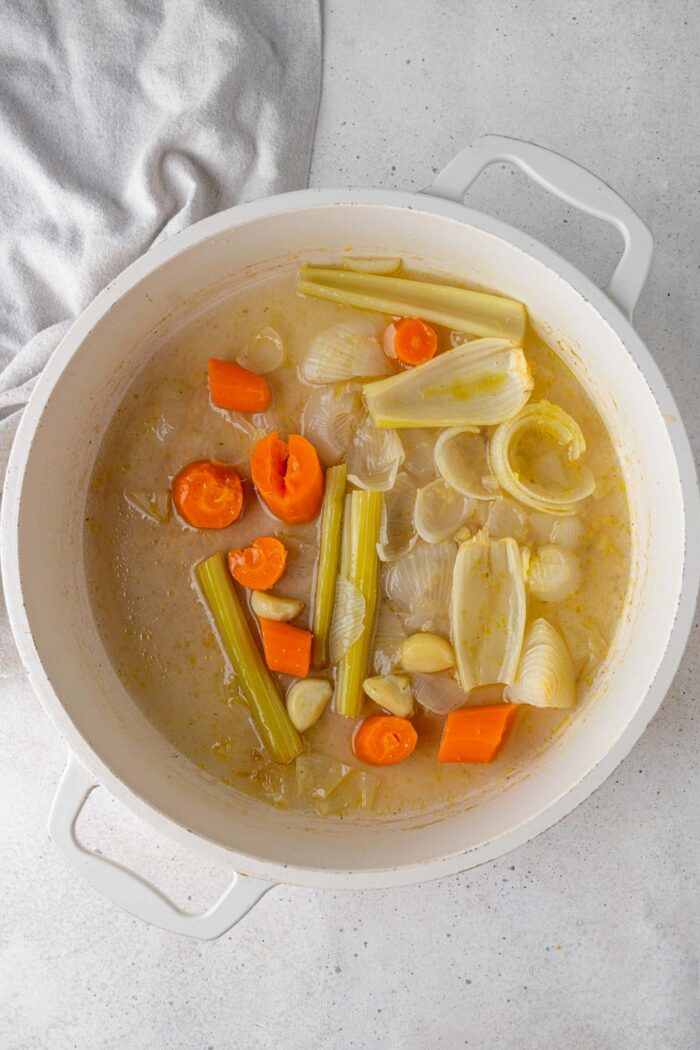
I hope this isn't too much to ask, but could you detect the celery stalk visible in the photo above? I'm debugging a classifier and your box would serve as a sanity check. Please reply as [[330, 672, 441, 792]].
[[196, 553, 303, 764], [298, 266, 527, 342], [312, 464, 347, 667], [335, 490, 383, 718]]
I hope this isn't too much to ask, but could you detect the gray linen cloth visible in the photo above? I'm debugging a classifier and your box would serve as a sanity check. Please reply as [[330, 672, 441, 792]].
[[0, 0, 322, 675]]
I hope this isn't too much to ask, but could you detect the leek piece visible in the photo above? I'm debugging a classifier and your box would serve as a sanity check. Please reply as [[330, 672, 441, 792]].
[[362, 340, 533, 429], [196, 553, 303, 764], [297, 266, 527, 341], [335, 490, 383, 717], [312, 464, 347, 667]]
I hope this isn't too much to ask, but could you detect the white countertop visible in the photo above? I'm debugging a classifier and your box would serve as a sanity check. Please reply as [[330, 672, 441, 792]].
[[2, 2, 699, 1047]]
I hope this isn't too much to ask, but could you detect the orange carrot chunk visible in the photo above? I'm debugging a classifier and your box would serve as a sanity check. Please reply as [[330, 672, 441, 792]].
[[353, 715, 417, 766], [384, 318, 438, 366], [208, 358, 272, 413], [438, 704, 519, 764], [250, 432, 324, 525], [228, 536, 288, 590], [259, 617, 312, 677], [172, 460, 243, 529]]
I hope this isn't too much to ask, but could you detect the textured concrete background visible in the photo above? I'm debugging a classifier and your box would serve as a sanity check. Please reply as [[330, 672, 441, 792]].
[[2, 1, 699, 1047]]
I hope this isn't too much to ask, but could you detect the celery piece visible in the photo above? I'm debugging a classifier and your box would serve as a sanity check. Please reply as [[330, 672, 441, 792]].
[[298, 266, 527, 342], [196, 553, 303, 764], [335, 490, 383, 718], [312, 464, 347, 668]]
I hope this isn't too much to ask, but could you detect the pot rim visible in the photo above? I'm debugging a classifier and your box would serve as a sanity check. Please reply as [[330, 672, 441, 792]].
[[3, 186, 699, 889]]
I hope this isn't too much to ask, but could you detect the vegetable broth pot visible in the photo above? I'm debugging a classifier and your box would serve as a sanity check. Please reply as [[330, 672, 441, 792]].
[[84, 263, 631, 821]]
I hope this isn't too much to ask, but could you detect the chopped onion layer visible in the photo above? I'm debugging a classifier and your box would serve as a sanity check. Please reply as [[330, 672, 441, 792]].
[[506, 618, 575, 708], [347, 419, 406, 491], [377, 472, 417, 562], [300, 317, 391, 384], [414, 478, 474, 544], [434, 427, 499, 499]]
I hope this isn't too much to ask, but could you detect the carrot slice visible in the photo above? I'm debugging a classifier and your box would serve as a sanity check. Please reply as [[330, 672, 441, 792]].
[[208, 358, 272, 413], [384, 318, 438, 366], [228, 536, 287, 590], [259, 617, 312, 677], [172, 460, 243, 529], [250, 432, 324, 524], [438, 704, 519, 764], [353, 715, 417, 766]]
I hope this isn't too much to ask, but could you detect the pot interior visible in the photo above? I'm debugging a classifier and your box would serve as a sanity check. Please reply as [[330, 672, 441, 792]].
[[12, 201, 685, 875]]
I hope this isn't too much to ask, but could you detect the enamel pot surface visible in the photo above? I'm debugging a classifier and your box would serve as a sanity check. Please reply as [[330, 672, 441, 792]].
[[2, 137, 698, 939]]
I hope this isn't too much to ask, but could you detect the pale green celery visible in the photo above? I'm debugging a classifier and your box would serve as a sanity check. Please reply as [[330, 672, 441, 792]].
[[297, 266, 527, 341], [312, 464, 348, 667], [335, 490, 383, 718], [196, 553, 302, 764]]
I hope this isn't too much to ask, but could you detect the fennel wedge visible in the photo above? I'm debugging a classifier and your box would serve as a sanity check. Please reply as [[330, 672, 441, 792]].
[[298, 266, 527, 341]]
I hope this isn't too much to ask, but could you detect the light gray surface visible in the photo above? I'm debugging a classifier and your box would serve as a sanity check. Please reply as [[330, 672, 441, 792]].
[[2, 1, 699, 1047]]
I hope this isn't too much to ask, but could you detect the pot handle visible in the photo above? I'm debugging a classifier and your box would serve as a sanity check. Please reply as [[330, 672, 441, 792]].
[[422, 134, 653, 320], [48, 754, 273, 940]]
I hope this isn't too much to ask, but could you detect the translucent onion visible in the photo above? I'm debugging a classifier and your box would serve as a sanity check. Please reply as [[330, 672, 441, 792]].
[[414, 478, 474, 544], [123, 490, 171, 524], [451, 530, 526, 691], [527, 544, 581, 602], [377, 472, 417, 562], [238, 326, 286, 374], [557, 608, 608, 677], [434, 427, 499, 499], [490, 401, 595, 514], [301, 383, 363, 465], [412, 672, 469, 715], [363, 339, 534, 428], [329, 577, 365, 664], [486, 497, 530, 542], [300, 316, 391, 384], [384, 539, 456, 635], [530, 512, 585, 549], [372, 604, 405, 674], [506, 618, 576, 709], [399, 428, 439, 485], [346, 419, 405, 491]]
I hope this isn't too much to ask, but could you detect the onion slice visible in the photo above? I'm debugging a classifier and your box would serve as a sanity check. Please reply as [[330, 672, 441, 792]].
[[506, 618, 576, 708]]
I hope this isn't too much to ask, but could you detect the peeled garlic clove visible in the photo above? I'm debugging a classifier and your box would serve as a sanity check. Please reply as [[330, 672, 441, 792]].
[[238, 326, 286, 374], [301, 317, 391, 384], [434, 427, 496, 500], [286, 678, 333, 732], [506, 618, 575, 708], [415, 478, 474, 544], [527, 544, 581, 602], [250, 591, 304, 622], [399, 632, 455, 673], [363, 674, 414, 717]]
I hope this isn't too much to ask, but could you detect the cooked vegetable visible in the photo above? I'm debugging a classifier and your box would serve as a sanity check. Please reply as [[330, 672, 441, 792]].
[[550, 515, 585, 549], [399, 428, 439, 484], [311, 463, 347, 666], [172, 460, 243, 529], [557, 608, 608, 677], [298, 266, 527, 341], [384, 539, 456, 635], [438, 704, 519, 763], [259, 618, 313, 678], [384, 318, 438, 366], [123, 489, 171, 524], [377, 471, 417, 562], [250, 591, 304, 622], [195, 553, 302, 764], [414, 478, 473, 544], [286, 678, 333, 731], [344, 256, 402, 275], [451, 531, 526, 691], [486, 498, 530, 542], [346, 418, 405, 491], [208, 358, 272, 413], [399, 632, 455, 673], [228, 536, 287, 590], [363, 340, 533, 429], [300, 317, 391, 384], [490, 401, 595, 514], [434, 427, 497, 499], [363, 674, 414, 717], [372, 604, 405, 675], [314, 769, 380, 816], [329, 578, 365, 664], [527, 544, 581, 602], [506, 618, 575, 708], [353, 715, 418, 766], [238, 327, 286, 374], [335, 490, 383, 717], [411, 673, 469, 715], [467, 683, 507, 705], [296, 752, 351, 799], [251, 432, 324, 525], [301, 384, 363, 465]]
